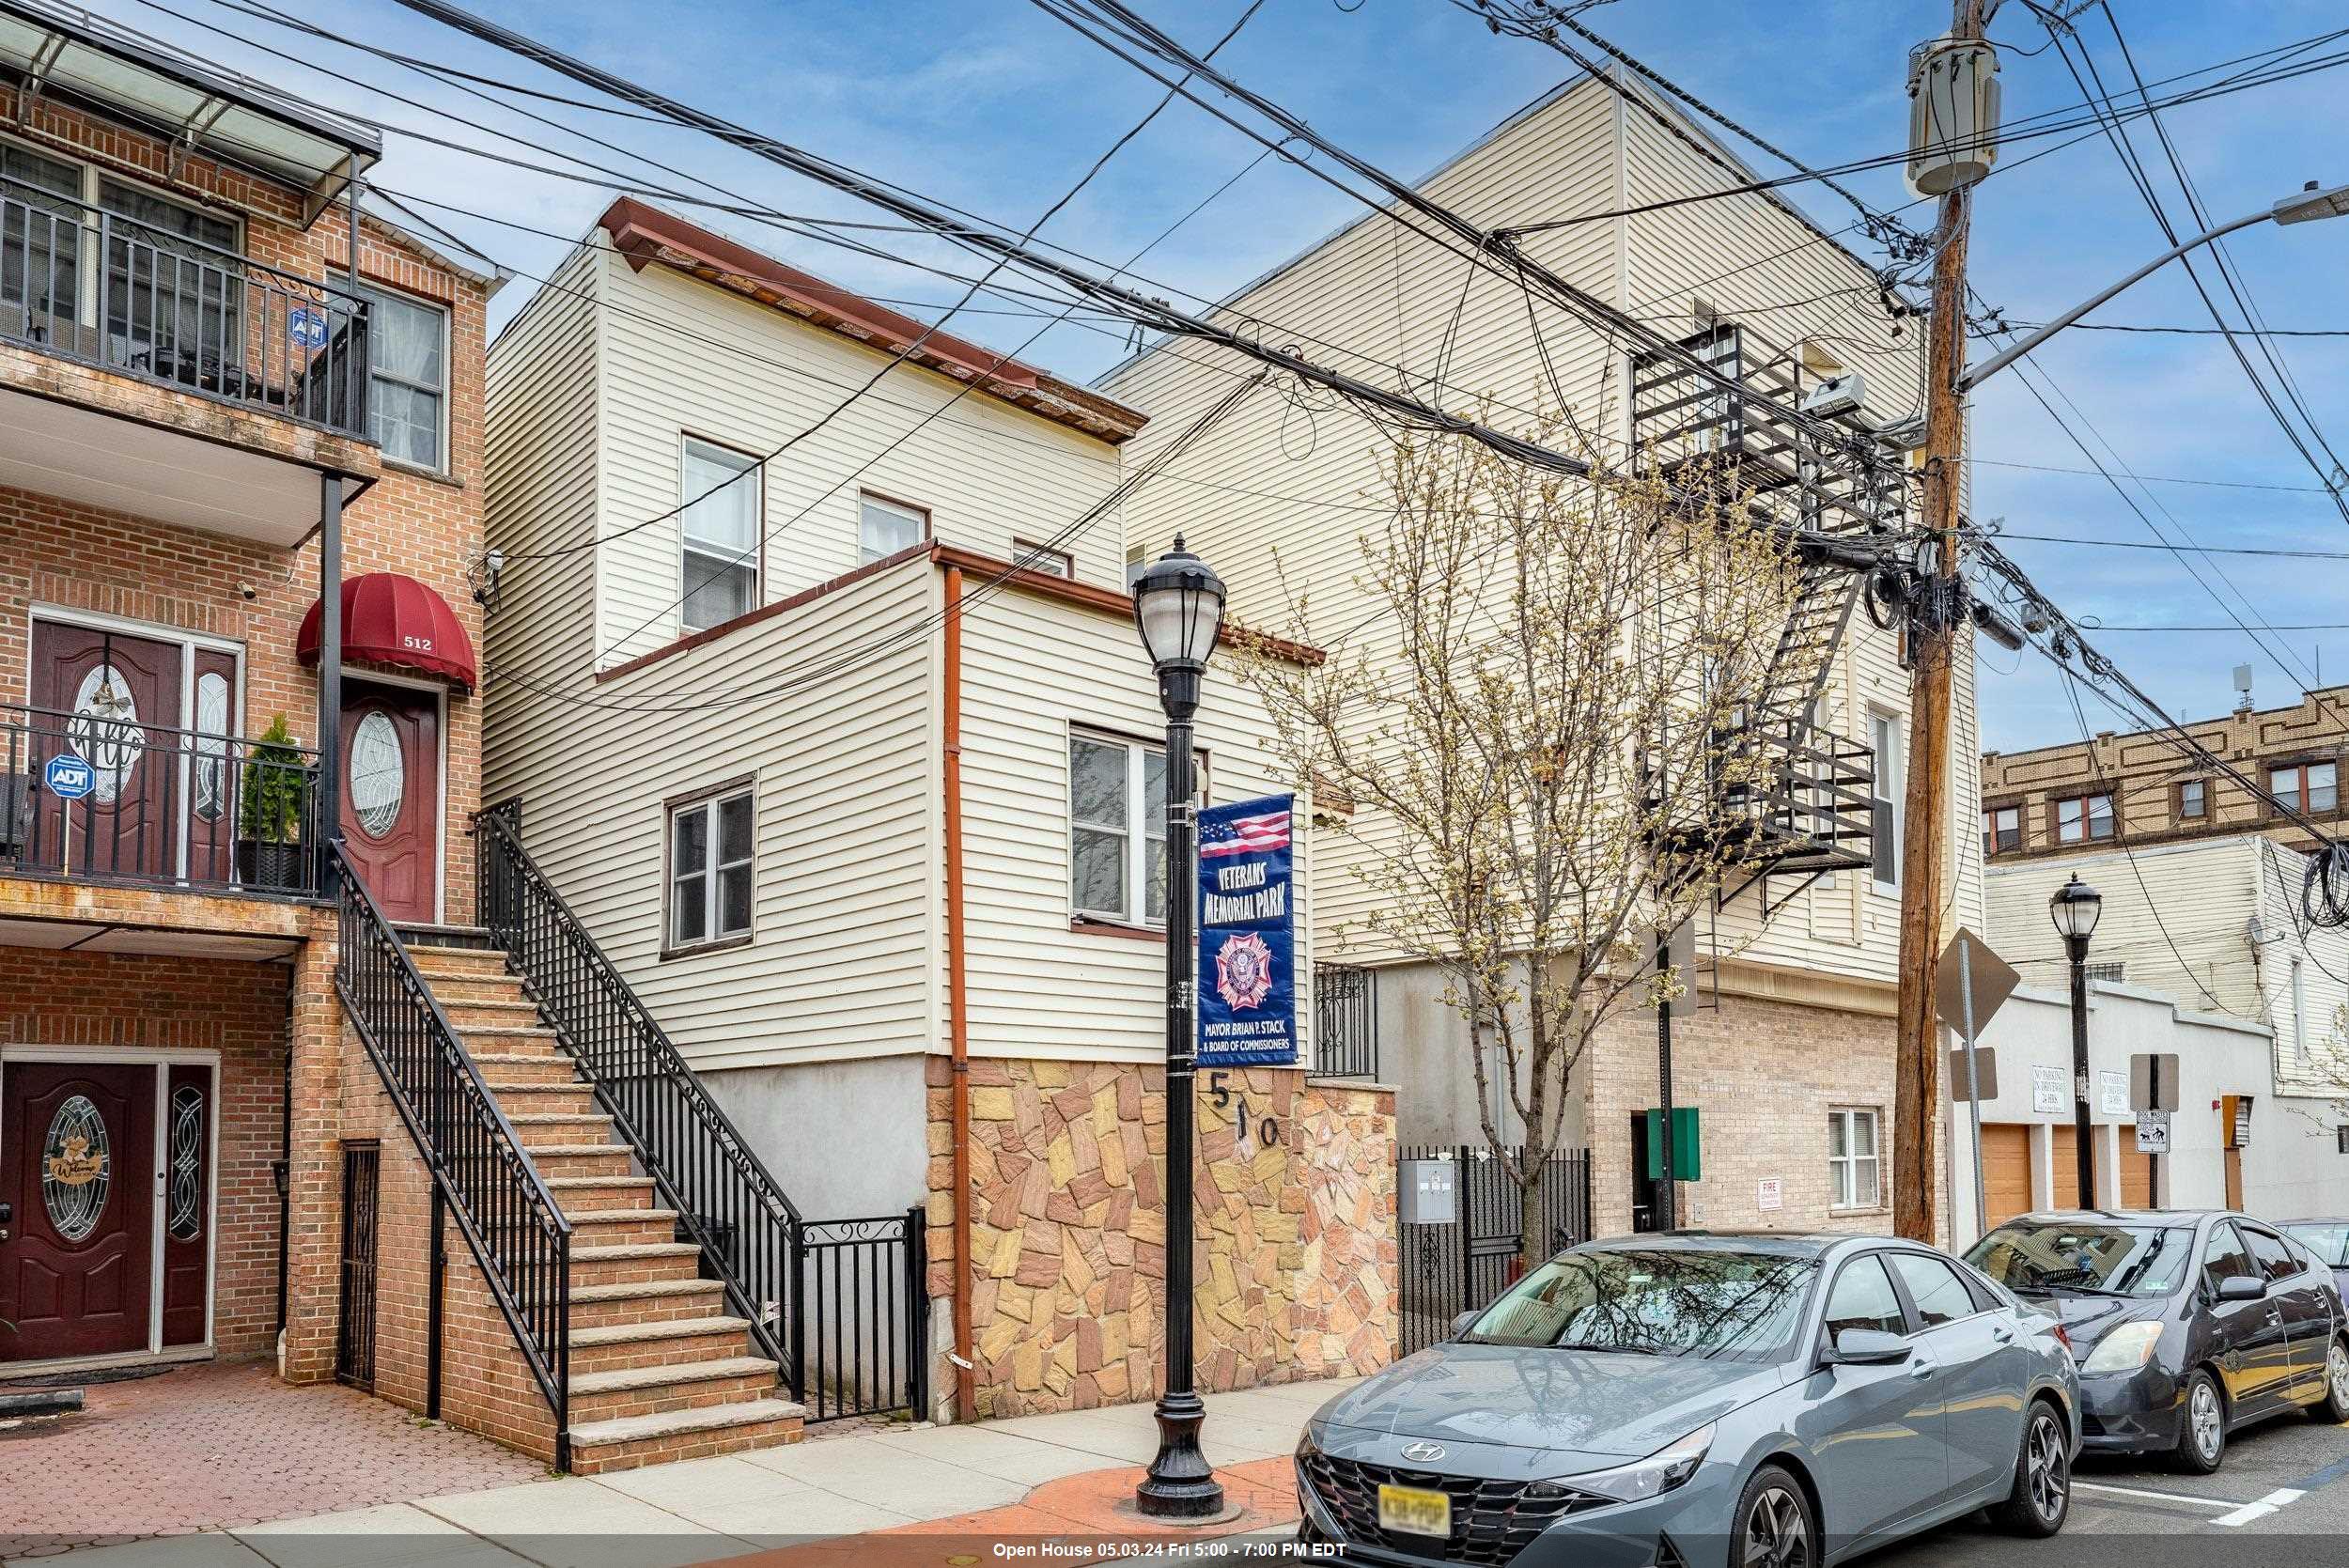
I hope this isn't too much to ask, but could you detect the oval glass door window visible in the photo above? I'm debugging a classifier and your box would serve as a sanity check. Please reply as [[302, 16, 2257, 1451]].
[[42, 1094, 111, 1243], [70, 664, 140, 804], [349, 711, 406, 839]]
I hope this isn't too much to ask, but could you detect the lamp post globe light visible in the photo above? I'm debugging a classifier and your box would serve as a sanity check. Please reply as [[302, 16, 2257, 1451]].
[[2048, 875, 2104, 1210], [1130, 536, 1228, 1520]]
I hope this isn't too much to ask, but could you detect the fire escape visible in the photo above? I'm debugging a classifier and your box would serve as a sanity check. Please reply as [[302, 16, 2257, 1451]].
[[1631, 320, 1904, 922]]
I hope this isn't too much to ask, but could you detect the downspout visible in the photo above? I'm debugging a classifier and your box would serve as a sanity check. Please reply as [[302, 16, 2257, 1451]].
[[942, 564, 976, 1421]]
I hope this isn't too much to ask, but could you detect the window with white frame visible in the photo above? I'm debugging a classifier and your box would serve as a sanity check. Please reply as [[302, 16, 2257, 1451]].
[[1013, 538, 1071, 578], [668, 786, 754, 950], [1983, 804, 2020, 856], [357, 286, 447, 471], [2056, 792, 2115, 844], [2272, 761, 2339, 815], [1067, 733, 1209, 927], [679, 438, 761, 632], [1828, 1108, 1882, 1210], [858, 492, 927, 565], [2178, 778, 2207, 820], [1869, 711, 1902, 890]]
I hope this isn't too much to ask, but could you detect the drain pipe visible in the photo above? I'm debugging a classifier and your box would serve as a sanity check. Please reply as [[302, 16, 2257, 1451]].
[[942, 562, 976, 1422]]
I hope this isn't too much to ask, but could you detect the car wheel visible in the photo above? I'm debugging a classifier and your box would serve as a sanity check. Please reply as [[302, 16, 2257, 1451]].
[[2174, 1369, 2228, 1474], [1990, 1401, 2071, 1536], [1733, 1464, 1817, 1568], [2315, 1337, 2349, 1424]]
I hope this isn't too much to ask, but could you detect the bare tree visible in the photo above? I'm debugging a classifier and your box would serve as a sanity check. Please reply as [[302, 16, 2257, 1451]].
[[1236, 412, 1802, 1264]]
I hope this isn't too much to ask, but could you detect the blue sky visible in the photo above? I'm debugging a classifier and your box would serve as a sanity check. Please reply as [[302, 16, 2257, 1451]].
[[111, 0, 2349, 752]]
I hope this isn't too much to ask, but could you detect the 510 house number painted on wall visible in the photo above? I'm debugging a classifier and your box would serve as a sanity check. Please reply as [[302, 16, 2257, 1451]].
[[1206, 1071, 1279, 1156]]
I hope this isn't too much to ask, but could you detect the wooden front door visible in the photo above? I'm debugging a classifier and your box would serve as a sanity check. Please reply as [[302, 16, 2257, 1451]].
[[338, 680, 440, 924], [28, 621, 183, 882], [0, 1062, 157, 1361]]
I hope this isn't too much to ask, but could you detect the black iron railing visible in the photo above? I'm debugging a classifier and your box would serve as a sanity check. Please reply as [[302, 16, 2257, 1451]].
[[1313, 963, 1377, 1079], [474, 807, 806, 1387], [334, 846, 573, 1466], [1, 702, 320, 896], [2, 181, 369, 438], [1396, 1145, 1592, 1358], [795, 1210, 928, 1422]]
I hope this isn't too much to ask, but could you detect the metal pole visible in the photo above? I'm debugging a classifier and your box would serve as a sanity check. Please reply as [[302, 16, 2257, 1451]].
[[1136, 682, 1222, 1519], [317, 472, 343, 895], [2068, 934, 2095, 1207], [1655, 930, 1676, 1230], [2149, 1056, 2165, 1208], [1959, 937, 1986, 1243]]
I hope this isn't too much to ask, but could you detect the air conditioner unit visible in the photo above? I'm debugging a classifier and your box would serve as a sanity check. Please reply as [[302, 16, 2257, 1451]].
[[1800, 372, 1866, 419]]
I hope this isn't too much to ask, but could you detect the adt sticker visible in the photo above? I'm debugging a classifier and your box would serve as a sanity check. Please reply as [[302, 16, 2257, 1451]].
[[288, 308, 329, 350], [44, 752, 96, 800]]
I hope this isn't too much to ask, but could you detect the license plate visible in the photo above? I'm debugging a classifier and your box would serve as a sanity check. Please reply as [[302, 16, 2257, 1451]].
[[1377, 1482, 1452, 1538]]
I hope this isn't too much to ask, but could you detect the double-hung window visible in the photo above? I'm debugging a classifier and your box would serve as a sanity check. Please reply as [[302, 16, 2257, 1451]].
[[2272, 761, 2338, 815], [99, 177, 239, 372], [1068, 732, 1203, 927], [358, 286, 447, 470], [3, 145, 84, 331], [2056, 792, 2114, 844], [1828, 1108, 1882, 1211], [1869, 712, 1902, 890], [669, 785, 754, 951], [858, 492, 927, 565], [680, 438, 761, 632], [1983, 804, 2019, 856]]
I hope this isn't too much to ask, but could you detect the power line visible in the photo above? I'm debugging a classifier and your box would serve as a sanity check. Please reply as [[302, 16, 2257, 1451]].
[[1990, 532, 2349, 558], [1975, 459, 2332, 492]]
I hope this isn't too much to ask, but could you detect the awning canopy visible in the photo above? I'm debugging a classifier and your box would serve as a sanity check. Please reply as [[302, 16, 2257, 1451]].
[[298, 572, 476, 691]]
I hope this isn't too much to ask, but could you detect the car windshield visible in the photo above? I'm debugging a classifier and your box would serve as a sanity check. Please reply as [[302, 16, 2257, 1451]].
[[2283, 1222, 2349, 1268], [1465, 1247, 1816, 1362], [1964, 1220, 2192, 1298]]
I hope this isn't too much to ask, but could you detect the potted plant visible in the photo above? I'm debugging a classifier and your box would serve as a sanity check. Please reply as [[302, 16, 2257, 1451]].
[[235, 715, 311, 893]]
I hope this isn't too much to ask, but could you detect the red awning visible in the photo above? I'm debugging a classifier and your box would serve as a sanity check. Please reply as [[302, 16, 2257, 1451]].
[[298, 572, 477, 691]]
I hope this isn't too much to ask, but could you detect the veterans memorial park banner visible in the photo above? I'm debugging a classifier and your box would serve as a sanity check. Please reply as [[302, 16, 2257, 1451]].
[[1196, 794, 1298, 1067]]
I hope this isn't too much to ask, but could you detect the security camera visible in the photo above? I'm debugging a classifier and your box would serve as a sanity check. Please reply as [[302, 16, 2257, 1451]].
[[239, 581, 258, 601]]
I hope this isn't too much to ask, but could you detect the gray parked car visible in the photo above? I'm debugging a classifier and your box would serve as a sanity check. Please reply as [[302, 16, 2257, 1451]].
[[1964, 1210, 2349, 1471], [1295, 1232, 2078, 1567], [2280, 1219, 2349, 1301]]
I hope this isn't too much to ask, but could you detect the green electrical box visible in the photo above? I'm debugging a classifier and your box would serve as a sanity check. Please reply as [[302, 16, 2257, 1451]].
[[1643, 1107, 1702, 1182]]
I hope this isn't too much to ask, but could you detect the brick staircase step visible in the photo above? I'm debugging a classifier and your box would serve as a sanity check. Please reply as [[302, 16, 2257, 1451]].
[[487, 1082, 599, 1114], [568, 1357, 781, 1424], [569, 1313, 752, 1374], [507, 1113, 618, 1151], [457, 1028, 568, 1058], [413, 972, 534, 1004], [471, 1053, 583, 1085], [564, 1206, 680, 1246], [546, 1174, 656, 1211], [439, 999, 543, 1029], [533, 1144, 634, 1179], [566, 1398, 806, 1476], [569, 1276, 726, 1328], [570, 1241, 704, 1290]]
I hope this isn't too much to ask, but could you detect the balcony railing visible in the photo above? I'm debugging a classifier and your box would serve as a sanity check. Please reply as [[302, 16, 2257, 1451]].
[[1, 702, 321, 898], [2, 180, 370, 440]]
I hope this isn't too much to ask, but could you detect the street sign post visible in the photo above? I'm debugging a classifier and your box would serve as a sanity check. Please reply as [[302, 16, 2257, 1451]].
[[2136, 1110, 2171, 1156], [1938, 928, 2019, 1241], [2131, 1052, 2181, 1204]]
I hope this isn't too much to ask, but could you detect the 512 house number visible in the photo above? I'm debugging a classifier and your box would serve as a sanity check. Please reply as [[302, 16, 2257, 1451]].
[[1205, 1070, 1279, 1155]]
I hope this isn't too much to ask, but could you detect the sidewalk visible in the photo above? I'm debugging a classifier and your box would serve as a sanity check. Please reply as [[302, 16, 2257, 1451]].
[[6, 1379, 1354, 1568]]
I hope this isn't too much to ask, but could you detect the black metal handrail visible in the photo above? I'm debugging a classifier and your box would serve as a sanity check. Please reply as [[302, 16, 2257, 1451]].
[[333, 844, 573, 1467], [3, 701, 320, 896], [474, 805, 806, 1396], [2, 179, 369, 438]]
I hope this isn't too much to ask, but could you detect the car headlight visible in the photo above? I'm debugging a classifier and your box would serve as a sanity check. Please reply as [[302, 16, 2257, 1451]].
[[1298, 1423, 1322, 1459], [2079, 1320, 2164, 1375], [1546, 1422, 1714, 1504]]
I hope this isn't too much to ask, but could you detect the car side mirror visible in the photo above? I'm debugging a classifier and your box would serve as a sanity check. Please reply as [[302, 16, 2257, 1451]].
[[1451, 1311, 1480, 1340], [2216, 1275, 2267, 1303], [1824, 1327, 1911, 1367]]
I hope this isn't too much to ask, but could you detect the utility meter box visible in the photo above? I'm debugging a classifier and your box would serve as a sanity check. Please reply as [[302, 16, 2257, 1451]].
[[1399, 1159, 1457, 1226], [1907, 36, 2001, 197]]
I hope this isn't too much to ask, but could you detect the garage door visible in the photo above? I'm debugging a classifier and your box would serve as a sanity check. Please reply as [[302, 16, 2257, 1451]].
[[2046, 1126, 2151, 1209], [1981, 1124, 2033, 1227], [2050, 1125, 2087, 1208]]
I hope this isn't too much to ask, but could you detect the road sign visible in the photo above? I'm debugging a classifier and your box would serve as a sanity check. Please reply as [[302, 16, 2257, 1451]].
[[43, 752, 94, 800], [2099, 1069, 2131, 1118], [2136, 1110, 2171, 1155], [1937, 927, 2020, 1031], [2030, 1065, 2066, 1114], [1946, 1046, 1999, 1100]]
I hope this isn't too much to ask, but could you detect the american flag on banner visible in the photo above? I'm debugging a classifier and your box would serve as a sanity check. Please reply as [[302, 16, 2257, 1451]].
[[1199, 806, 1290, 859]]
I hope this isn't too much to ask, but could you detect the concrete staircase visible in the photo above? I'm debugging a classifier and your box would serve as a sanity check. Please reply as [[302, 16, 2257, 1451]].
[[402, 931, 804, 1474]]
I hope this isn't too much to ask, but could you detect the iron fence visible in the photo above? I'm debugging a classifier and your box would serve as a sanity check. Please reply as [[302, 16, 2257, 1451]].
[[1396, 1144, 1592, 1358], [794, 1210, 928, 1422], [334, 846, 574, 1465], [1, 181, 370, 437], [335, 1143, 381, 1391], [1313, 963, 1377, 1079], [1, 702, 320, 896]]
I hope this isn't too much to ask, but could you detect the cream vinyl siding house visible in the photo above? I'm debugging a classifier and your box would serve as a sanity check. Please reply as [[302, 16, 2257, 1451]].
[[483, 200, 1308, 1223]]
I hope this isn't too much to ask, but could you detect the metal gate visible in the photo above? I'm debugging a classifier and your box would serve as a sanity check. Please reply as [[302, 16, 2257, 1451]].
[[792, 1207, 930, 1422], [335, 1143, 381, 1390], [1396, 1145, 1591, 1357]]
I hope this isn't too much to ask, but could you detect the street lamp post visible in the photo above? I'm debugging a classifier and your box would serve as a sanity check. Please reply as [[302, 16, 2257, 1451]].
[[1131, 536, 1227, 1521], [2048, 876, 2104, 1210]]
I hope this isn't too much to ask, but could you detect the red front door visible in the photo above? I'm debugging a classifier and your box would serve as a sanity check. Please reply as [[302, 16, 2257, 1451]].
[[28, 621, 183, 882], [338, 680, 440, 924], [0, 1062, 157, 1361]]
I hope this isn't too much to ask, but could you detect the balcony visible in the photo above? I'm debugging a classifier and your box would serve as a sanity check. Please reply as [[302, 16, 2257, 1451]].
[[0, 183, 377, 545], [1, 700, 321, 903]]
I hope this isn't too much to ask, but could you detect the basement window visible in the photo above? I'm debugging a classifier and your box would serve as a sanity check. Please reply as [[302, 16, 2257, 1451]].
[[667, 784, 754, 953]]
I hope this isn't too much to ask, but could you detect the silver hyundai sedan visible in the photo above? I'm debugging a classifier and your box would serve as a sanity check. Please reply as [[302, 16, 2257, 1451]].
[[1296, 1233, 2079, 1567]]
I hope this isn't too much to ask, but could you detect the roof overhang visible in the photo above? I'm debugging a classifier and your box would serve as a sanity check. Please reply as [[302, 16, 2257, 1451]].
[[0, 0, 381, 226]]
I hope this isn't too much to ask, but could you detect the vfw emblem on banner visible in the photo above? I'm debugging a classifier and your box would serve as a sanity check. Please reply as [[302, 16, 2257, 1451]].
[[1197, 794, 1298, 1066]]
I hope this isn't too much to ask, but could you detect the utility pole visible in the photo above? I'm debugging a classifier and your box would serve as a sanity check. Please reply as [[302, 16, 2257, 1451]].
[[1893, 0, 1986, 1246]]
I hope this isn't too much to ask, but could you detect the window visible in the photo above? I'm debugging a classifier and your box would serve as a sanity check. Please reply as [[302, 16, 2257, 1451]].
[[679, 439, 761, 632], [1013, 539, 1071, 579], [858, 492, 927, 564], [1125, 542, 1147, 589], [1822, 1254, 1906, 1340], [2271, 761, 2338, 815], [2, 144, 84, 326], [358, 287, 447, 470], [1887, 1251, 1976, 1327], [2242, 1225, 2302, 1286], [1983, 805, 2020, 856], [1069, 733, 1206, 927], [1828, 1108, 1881, 1211], [2178, 778, 2206, 820], [2056, 792, 2115, 844], [1869, 712, 1901, 889], [2201, 1222, 2256, 1290], [668, 786, 754, 950], [98, 176, 239, 370]]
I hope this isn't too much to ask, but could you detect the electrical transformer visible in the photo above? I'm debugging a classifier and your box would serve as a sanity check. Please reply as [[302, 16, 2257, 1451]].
[[1906, 35, 2001, 198]]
